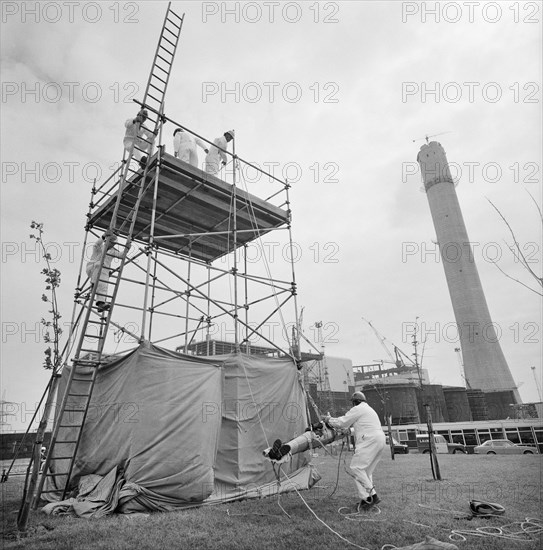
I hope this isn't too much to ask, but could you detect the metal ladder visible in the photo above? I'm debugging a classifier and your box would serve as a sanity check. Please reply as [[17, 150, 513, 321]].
[[35, 2, 184, 503]]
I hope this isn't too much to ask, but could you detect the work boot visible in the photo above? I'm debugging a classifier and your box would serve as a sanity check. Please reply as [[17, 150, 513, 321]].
[[279, 444, 291, 457], [356, 497, 374, 512], [356, 494, 381, 512], [268, 440, 292, 461], [268, 439, 283, 460]]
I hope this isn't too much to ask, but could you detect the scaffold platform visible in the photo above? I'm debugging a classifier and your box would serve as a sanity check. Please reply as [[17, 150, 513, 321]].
[[88, 152, 289, 262]]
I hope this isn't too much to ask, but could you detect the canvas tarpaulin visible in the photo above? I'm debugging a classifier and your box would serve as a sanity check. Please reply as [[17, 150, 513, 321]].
[[44, 342, 314, 514], [206, 352, 310, 503]]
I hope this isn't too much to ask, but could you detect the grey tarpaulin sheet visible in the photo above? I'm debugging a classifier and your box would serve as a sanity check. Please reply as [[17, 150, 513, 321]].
[[44, 342, 313, 514]]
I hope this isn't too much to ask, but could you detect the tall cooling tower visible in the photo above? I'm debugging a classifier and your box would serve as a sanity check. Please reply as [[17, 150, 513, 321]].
[[417, 142, 520, 417]]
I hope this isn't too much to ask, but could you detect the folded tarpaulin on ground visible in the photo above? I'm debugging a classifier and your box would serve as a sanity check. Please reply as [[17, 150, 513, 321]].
[[42, 462, 320, 517], [42, 466, 139, 517]]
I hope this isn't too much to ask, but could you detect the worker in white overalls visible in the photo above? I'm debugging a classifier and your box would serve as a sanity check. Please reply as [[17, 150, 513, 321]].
[[123, 108, 150, 169], [85, 232, 122, 313], [204, 129, 234, 175], [173, 128, 209, 167], [323, 392, 386, 512]]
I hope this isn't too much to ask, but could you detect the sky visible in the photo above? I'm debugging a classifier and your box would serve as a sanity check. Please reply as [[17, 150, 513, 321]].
[[1, 1, 542, 431]]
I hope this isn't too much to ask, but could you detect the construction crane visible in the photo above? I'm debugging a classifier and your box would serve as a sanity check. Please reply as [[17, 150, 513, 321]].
[[532, 366, 542, 401], [314, 321, 333, 412], [454, 347, 471, 389], [412, 131, 451, 143], [362, 318, 416, 369], [363, 317, 395, 363]]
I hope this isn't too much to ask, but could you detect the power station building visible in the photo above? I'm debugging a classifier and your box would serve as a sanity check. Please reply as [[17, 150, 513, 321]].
[[417, 141, 521, 419]]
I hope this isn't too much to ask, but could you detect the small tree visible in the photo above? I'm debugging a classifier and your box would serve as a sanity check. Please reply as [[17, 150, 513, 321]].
[[18, 222, 64, 533], [30, 221, 63, 368]]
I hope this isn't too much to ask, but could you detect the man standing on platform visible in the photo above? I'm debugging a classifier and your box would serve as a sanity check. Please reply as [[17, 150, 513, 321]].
[[323, 391, 386, 511], [204, 129, 234, 175], [173, 127, 209, 167]]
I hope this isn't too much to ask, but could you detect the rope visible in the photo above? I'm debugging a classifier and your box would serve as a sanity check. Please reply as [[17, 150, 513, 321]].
[[338, 504, 383, 521], [278, 465, 373, 550], [417, 503, 543, 543], [239, 354, 271, 449], [237, 168, 290, 346], [226, 509, 286, 518], [320, 440, 345, 499], [449, 518, 542, 543], [272, 463, 291, 518]]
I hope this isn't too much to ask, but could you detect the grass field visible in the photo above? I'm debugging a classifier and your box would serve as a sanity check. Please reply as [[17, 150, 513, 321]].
[[1, 451, 541, 549]]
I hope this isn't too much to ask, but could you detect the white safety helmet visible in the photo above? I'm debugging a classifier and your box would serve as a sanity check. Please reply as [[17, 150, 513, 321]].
[[351, 391, 366, 404], [225, 129, 235, 139]]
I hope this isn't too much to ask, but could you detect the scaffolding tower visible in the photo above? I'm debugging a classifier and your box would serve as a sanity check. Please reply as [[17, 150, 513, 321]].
[[34, 3, 302, 504]]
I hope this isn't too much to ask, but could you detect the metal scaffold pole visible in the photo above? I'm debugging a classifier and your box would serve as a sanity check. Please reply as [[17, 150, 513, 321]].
[[232, 136, 239, 351]]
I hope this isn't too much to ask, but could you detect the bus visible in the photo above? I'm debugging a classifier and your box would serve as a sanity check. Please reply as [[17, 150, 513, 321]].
[[385, 418, 542, 453]]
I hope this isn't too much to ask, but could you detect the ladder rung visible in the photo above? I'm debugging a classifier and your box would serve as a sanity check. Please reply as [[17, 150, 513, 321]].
[[48, 456, 75, 460], [167, 8, 182, 20], [158, 44, 174, 57], [164, 25, 178, 38], [94, 282, 114, 291], [137, 136, 154, 145], [149, 82, 165, 94], [63, 409, 86, 413], [55, 440, 78, 444], [165, 16, 181, 27], [40, 488, 64, 493], [80, 343, 106, 349], [133, 144, 151, 154], [154, 63, 168, 74], [44, 473, 69, 478], [83, 334, 103, 340], [162, 35, 176, 48], [151, 73, 167, 85], [166, 15, 182, 28], [146, 92, 161, 104], [59, 425, 83, 428], [72, 377, 94, 381], [156, 53, 172, 66], [68, 393, 92, 397], [141, 123, 156, 134]]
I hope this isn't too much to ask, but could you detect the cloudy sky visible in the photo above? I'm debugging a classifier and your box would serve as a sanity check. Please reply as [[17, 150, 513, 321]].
[[1, 1, 541, 430]]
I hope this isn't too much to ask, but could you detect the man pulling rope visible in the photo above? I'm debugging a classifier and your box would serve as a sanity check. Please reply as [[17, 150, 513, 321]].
[[323, 391, 386, 512]]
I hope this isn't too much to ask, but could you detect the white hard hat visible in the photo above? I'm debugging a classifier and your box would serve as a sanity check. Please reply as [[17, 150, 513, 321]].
[[102, 231, 117, 242], [225, 129, 235, 138], [351, 391, 366, 403]]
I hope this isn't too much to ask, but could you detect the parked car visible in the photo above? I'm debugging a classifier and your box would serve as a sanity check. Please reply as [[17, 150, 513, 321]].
[[416, 434, 467, 454], [473, 439, 538, 455], [385, 435, 409, 454]]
